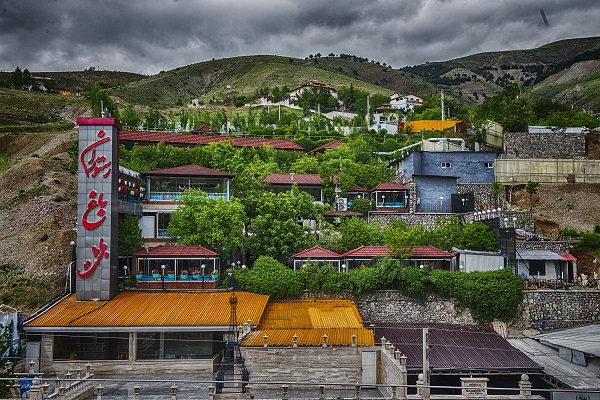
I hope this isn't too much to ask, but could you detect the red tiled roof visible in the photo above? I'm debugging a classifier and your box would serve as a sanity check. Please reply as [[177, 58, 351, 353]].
[[307, 140, 345, 154], [371, 182, 408, 191], [374, 323, 540, 371], [134, 245, 219, 257], [142, 164, 234, 178], [559, 253, 577, 261], [262, 173, 323, 185], [292, 246, 341, 259], [342, 246, 391, 258], [351, 185, 367, 192], [119, 130, 304, 151], [342, 245, 453, 259], [191, 125, 218, 133]]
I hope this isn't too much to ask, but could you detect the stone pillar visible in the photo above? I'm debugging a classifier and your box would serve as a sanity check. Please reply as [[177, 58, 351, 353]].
[[96, 385, 103, 400], [28, 360, 36, 374], [65, 371, 72, 388], [86, 362, 92, 377], [28, 378, 43, 400], [391, 386, 397, 400], [519, 374, 532, 397], [54, 377, 61, 395], [129, 332, 137, 362], [171, 384, 177, 400], [381, 337, 386, 348], [322, 334, 328, 347], [134, 385, 140, 399], [263, 334, 268, 348], [416, 373, 424, 398], [354, 384, 361, 400], [59, 386, 66, 400], [351, 333, 357, 347], [208, 385, 215, 400], [282, 384, 289, 400], [245, 385, 252, 395], [293, 334, 298, 347], [76, 367, 82, 379], [400, 355, 408, 400], [461, 377, 488, 398], [319, 385, 325, 400]]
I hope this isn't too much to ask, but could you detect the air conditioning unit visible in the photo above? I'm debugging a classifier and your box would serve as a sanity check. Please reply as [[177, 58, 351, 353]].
[[337, 198, 348, 212]]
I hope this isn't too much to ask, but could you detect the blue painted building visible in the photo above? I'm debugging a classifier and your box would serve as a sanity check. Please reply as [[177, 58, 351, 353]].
[[398, 151, 497, 184], [392, 151, 498, 213]]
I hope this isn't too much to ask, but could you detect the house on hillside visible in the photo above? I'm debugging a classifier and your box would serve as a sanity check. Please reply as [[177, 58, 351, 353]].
[[262, 173, 325, 202], [392, 150, 498, 213], [341, 245, 455, 270], [370, 182, 409, 212], [289, 80, 338, 103], [389, 94, 424, 112], [140, 165, 234, 240], [291, 246, 342, 271]]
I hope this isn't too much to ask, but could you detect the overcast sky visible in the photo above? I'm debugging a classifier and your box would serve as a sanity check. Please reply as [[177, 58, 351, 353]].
[[1, 0, 599, 75]]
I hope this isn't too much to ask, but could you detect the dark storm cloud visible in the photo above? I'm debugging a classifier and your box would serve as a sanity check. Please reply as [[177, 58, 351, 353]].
[[1, 0, 599, 75]]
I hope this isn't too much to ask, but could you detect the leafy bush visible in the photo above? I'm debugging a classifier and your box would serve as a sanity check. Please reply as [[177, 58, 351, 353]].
[[233, 256, 303, 298], [431, 268, 524, 323], [347, 267, 383, 297]]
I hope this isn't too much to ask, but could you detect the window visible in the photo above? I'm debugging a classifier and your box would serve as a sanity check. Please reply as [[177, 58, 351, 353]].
[[484, 162, 494, 168], [53, 332, 129, 360], [441, 162, 451, 168], [528, 260, 545, 276]]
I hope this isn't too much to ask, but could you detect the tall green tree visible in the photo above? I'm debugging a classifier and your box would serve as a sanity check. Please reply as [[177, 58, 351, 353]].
[[118, 214, 144, 255], [87, 83, 120, 119], [334, 217, 383, 252], [167, 191, 246, 257], [0, 323, 19, 397], [458, 222, 498, 251], [476, 83, 535, 132]]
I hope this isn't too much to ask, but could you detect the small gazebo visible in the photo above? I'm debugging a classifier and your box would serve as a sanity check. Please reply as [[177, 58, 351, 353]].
[[291, 246, 342, 271]]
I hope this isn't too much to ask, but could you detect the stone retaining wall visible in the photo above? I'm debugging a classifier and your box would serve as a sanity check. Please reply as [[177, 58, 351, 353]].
[[503, 131, 586, 159], [241, 347, 365, 385], [356, 289, 600, 333]]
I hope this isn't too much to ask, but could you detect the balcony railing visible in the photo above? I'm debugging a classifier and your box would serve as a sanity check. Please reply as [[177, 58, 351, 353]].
[[147, 191, 228, 201]]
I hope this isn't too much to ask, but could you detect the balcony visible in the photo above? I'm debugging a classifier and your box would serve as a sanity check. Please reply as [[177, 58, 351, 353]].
[[147, 191, 228, 201]]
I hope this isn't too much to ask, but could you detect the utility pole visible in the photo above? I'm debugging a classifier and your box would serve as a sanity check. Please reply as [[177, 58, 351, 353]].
[[423, 328, 431, 400], [441, 90, 445, 121], [366, 96, 370, 127]]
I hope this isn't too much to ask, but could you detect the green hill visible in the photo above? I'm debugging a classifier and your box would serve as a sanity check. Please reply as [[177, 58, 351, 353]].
[[108, 55, 434, 107]]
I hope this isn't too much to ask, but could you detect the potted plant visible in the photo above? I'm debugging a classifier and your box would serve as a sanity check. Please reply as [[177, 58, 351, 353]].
[[168, 270, 175, 279], [211, 270, 219, 280], [180, 270, 189, 280], [135, 270, 143, 279], [152, 269, 160, 279], [192, 270, 201, 279]]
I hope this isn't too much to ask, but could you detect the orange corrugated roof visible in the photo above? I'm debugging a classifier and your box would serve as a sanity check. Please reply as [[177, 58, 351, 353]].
[[258, 300, 364, 329], [25, 292, 269, 329], [241, 299, 374, 346], [408, 120, 461, 132], [243, 328, 374, 347]]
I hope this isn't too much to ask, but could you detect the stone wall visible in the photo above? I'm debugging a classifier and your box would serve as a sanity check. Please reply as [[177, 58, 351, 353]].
[[357, 291, 475, 326], [241, 347, 365, 385], [357, 289, 600, 334], [368, 212, 448, 229], [503, 131, 586, 159], [512, 289, 600, 331], [516, 241, 570, 253]]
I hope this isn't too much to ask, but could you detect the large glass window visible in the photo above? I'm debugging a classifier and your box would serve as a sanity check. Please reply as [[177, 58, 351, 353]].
[[53, 332, 129, 361], [529, 260, 545, 276], [137, 332, 216, 360]]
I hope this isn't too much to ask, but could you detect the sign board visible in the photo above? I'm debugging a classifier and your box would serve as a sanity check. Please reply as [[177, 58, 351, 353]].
[[75, 118, 120, 301]]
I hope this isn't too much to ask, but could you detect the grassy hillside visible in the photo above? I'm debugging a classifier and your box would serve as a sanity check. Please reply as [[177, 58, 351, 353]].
[[108, 55, 424, 107], [0, 89, 87, 134]]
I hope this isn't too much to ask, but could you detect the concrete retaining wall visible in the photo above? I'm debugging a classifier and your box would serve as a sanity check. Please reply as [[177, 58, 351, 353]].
[[241, 347, 365, 385]]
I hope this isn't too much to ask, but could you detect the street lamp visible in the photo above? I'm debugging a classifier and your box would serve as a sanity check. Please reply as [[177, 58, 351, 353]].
[[342, 264, 347, 273], [201, 264, 206, 289], [440, 196, 443, 207], [381, 195, 385, 207], [123, 265, 128, 277], [512, 216, 518, 228], [161, 264, 166, 291]]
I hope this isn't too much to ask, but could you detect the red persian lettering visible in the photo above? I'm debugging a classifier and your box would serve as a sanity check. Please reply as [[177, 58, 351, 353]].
[[82, 190, 107, 230], [80, 129, 112, 178], [77, 237, 109, 278]]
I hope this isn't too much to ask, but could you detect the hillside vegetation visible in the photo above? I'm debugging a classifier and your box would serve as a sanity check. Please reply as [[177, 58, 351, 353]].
[[2, 36, 600, 314]]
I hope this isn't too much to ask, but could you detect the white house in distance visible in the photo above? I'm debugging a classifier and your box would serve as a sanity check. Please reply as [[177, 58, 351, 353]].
[[389, 93, 424, 112]]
